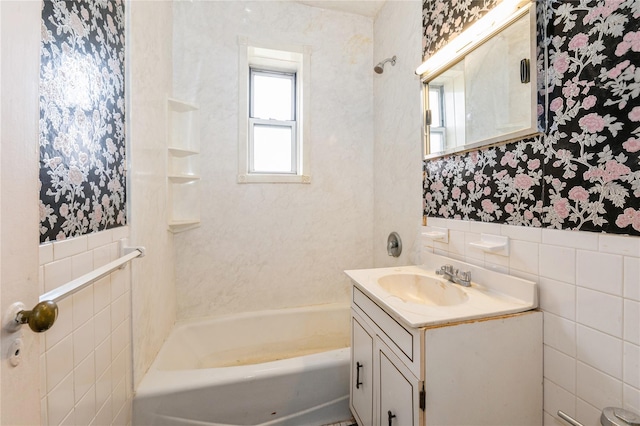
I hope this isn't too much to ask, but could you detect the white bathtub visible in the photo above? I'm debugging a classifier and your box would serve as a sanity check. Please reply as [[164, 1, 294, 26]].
[[133, 303, 352, 426]]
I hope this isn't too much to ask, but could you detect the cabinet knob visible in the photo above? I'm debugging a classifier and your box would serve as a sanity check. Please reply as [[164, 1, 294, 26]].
[[388, 410, 396, 426]]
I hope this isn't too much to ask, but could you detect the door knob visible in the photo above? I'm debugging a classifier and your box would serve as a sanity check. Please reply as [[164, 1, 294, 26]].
[[5, 300, 58, 333]]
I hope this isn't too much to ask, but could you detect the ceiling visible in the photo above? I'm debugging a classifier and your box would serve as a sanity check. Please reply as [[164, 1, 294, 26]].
[[295, 0, 387, 18]]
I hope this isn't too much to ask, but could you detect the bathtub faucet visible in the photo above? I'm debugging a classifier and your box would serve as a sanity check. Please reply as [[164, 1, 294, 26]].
[[436, 264, 472, 287]]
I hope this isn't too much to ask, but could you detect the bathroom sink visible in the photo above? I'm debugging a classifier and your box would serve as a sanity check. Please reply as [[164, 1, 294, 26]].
[[377, 274, 468, 306], [345, 252, 538, 327]]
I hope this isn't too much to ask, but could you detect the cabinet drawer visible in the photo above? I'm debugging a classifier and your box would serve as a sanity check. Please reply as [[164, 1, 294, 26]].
[[353, 286, 414, 363]]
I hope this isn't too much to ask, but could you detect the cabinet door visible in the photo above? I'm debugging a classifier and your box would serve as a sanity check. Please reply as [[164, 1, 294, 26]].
[[351, 316, 374, 426], [378, 344, 421, 426]]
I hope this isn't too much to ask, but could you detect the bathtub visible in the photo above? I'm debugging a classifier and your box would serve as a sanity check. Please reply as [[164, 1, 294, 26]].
[[133, 303, 352, 426]]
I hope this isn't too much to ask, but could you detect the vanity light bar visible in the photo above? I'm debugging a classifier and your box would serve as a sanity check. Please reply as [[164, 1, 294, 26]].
[[415, 0, 532, 80]]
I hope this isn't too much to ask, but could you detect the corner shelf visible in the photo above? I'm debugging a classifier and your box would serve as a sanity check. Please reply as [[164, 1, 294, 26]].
[[167, 98, 201, 233]]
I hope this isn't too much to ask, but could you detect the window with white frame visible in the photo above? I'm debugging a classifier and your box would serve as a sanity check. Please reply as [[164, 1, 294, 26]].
[[238, 39, 311, 183], [428, 84, 446, 153], [249, 69, 296, 173]]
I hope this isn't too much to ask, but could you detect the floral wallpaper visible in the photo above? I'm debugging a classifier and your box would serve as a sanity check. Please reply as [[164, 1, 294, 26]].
[[423, 0, 640, 236], [39, 0, 126, 243], [422, 0, 500, 60]]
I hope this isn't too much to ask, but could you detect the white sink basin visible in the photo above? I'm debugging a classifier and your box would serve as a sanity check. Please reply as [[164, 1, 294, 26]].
[[377, 274, 468, 306], [345, 253, 538, 327]]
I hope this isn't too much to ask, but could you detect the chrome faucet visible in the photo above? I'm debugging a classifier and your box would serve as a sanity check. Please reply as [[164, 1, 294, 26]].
[[436, 264, 472, 287]]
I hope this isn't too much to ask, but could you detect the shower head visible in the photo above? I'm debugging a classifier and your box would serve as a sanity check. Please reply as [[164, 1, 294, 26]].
[[374, 55, 397, 74]]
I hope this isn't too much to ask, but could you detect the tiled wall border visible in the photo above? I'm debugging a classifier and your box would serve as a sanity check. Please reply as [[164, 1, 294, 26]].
[[420, 217, 640, 425], [39, 227, 133, 426]]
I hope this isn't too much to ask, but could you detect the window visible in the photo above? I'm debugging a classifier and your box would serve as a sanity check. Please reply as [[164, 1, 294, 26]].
[[249, 69, 296, 174], [428, 84, 446, 153], [238, 38, 311, 183]]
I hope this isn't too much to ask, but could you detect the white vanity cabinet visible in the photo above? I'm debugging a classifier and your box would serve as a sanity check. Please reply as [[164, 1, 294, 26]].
[[350, 285, 542, 426], [351, 316, 374, 425]]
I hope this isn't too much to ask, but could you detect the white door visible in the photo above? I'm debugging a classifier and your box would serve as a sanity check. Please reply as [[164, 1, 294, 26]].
[[0, 1, 43, 424]]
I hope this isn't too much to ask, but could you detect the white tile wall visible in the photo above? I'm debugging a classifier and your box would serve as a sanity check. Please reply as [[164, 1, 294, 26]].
[[422, 218, 640, 425], [39, 228, 132, 426]]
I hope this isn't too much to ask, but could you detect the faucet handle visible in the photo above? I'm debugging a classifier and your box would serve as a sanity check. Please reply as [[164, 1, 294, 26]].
[[458, 270, 471, 282], [440, 264, 453, 273]]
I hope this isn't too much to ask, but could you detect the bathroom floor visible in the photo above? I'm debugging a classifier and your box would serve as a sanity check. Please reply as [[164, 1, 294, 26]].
[[323, 419, 356, 426]]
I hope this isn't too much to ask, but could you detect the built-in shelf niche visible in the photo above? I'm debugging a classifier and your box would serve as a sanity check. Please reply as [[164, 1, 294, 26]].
[[167, 98, 201, 232]]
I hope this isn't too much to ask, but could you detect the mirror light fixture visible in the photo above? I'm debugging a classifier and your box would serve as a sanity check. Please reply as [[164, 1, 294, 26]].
[[415, 0, 533, 80]]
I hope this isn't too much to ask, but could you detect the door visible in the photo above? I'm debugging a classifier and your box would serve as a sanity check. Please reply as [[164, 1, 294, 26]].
[[0, 1, 43, 424], [378, 342, 421, 426], [351, 315, 374, 426]]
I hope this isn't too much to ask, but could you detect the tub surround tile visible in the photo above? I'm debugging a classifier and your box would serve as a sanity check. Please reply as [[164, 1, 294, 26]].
[[500, 224, 542, 243], [543, 378, 576, 421], [111, 225, 130, 242], [539, 277, 576, 321], [40, 231, 133, 426], [73, 320, 95, 366], [576, 362, 622, 411], [46, 335, 74, 393], [576, 399, 605, 426], [72, 285, 94, 330], [577, 325, 622, 380], [541, 229, 600, 251], [625, 384, 640, 413], [576, 288, 623, 338], [40, 243, 54, 265], [47, 372, 75, 426], [94, 396, 112, 426], [75, 386, 96, 426], [54, 236, 88, 261], [87, 230, 113, 250], [92, 245, 111, 269], [544, 345, 577, 393], [468, 221, 502, 236], [509, 240, 539, 275], [45, 298, 72, 350], [625, 300, 640, 346], [418, 218, 639, 421], [599, 234, 640, 257], [576, 250, 623, 296], [173, 0, 374, 323], [94, 277, 111, 313], [44, 257, 72, 293], [624, 343, 640, 389], [625, 257, 640, 301], [539, 245, 575, 284], [543, 313, 577, 357], [74, 355, 95, 404]]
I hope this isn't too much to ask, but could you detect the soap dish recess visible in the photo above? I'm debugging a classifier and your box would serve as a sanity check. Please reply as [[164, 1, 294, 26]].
[[469, 234, 509, 256], [421, 226, 449, 243]]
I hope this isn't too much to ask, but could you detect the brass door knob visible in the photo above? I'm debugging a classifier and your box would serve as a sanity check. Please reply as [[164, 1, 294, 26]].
[[17, 301, 58, 333]]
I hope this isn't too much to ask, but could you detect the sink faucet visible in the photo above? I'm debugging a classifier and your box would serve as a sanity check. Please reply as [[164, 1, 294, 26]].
[[436, 264, 472, 287]]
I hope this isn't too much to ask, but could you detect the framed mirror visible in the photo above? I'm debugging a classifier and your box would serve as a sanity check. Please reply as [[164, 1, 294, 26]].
[[418, 1, 539, 159]]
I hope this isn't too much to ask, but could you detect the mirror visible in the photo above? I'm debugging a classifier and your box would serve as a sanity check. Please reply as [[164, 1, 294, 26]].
[[419, 2, 538, 159]]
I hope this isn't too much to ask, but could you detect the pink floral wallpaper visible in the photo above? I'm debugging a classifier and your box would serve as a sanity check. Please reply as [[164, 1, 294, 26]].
[[39, 0, 126, 243], [423, 0, 640, 236]]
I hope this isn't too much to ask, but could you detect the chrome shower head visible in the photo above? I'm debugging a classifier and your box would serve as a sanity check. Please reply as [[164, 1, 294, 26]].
[[374, 55, 397, 74]]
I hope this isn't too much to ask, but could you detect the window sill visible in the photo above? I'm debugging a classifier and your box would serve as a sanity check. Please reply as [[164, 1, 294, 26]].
[[237, 174, 311, 184]]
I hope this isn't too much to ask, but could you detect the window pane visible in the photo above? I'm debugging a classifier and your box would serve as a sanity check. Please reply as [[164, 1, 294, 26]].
[[252, 125, 293, 173], [430, 130, 445, 153], [429, 86, 442, 127], [252, 72, 294, 121]]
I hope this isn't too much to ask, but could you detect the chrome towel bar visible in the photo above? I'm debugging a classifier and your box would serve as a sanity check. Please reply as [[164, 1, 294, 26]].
[[5, 246, 144, 334], [558, 411, 585, 426], [40, 246, 145, 304]]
